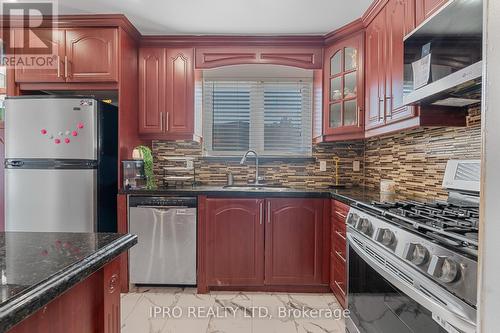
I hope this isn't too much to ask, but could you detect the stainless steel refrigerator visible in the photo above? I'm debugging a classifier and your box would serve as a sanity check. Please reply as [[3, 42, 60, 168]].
[[4, 96, 118, 232]]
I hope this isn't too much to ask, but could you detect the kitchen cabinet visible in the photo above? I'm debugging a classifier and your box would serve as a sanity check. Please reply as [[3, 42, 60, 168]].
[[14, 28, 118, 83], [138, 47, 194, 139], [265, 198, 325, 285], [205, 198, 265, 286], [365, 0, 417, 131], [384, 0, 417, 123], [138, 48, 165, 134], [330, 200, 348, 308], [14, 29, 66, 83], [415, 0, 448, 26], [365, 11, 387, 130], [323, 32, 364, 140], [65, 29, 118, 82], [202, 197, 329, 291]]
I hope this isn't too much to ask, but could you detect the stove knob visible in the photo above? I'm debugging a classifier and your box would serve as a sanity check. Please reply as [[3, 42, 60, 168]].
[[428, 256, 460, 283], [356, 218, 372, 235], [379, 228, 395, 247], [403, 243, 429, 266], [346, 213, 359, 226]]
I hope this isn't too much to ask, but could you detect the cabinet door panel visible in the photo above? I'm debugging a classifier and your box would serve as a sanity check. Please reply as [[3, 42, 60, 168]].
[[385, 0, 416, 122], [65, 29, 118, 82], [139, 48, 165, 134], [416, 0, 448, 26], [206, 199, 265, 286], [14, 29, 65, 83], [265, 199, 324, 285], [365, 12, 386, 129], [166, 48, 194, 135], [323, 32, 365, 140]]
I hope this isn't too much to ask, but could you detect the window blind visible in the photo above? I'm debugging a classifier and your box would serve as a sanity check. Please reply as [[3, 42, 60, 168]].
[[203, 79, 312, 157]]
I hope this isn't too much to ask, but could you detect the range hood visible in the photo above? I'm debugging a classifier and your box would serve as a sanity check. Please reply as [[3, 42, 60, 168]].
[[403, 0, 483, 107]]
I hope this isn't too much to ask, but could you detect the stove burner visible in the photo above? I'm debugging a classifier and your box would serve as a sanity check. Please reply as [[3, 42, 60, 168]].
[[369, 200, 479, 250]]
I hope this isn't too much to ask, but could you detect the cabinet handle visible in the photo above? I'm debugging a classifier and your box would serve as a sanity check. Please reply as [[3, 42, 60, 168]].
[[335, 211, 346, 219], [165, 111, 169, 131], [335, 250, 346, 263], [335, 230, 346, 241], [259, 202, 264, 225], [267, 202, 271, 224], [56, 56, 61, 78], [64, 55, 68, 78], [160, 112, 164, 131], [334, 280, 346, 296], [357, 107, 362, 126]]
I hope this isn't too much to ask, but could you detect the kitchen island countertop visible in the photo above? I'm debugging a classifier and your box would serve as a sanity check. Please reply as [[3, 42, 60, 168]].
[[0, 232, 137, 332]]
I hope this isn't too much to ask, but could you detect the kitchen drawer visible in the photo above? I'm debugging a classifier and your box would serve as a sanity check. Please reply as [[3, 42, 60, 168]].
[[332, 200, 350, 215], [331, 257, 347, 307], [332, 217, 346, 235], [333, 231, 347, 262]]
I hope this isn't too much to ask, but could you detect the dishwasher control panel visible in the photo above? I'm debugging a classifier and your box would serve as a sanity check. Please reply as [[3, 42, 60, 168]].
[[129, 196, 197, 208]]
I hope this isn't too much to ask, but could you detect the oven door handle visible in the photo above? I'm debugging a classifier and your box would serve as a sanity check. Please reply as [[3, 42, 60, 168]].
[[347, 231, 477, 333]]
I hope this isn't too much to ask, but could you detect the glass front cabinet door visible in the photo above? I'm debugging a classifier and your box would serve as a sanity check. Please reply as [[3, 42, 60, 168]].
[[323, 32, 365, 140]]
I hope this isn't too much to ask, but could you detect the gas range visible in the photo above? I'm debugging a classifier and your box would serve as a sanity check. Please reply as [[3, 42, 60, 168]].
[[355, 200, 479, 257], [345, 160, 480, 333]]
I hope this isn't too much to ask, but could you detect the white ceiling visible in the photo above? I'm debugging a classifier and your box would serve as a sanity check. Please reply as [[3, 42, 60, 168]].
[[57, 0, 372, 35]]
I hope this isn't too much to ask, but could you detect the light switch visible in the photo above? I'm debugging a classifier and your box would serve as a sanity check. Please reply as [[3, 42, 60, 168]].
[[319, 160, 327, 172], [353, 160, 360, 172]]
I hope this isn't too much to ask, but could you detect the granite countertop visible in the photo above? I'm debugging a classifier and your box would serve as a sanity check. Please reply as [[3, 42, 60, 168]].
[[120, 185, 332, 198], [0, 232, 137, 332], [121, 185, 429, 204]]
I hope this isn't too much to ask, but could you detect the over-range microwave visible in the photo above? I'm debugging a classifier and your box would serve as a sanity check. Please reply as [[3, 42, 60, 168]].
[[403, 0, 483, 108]]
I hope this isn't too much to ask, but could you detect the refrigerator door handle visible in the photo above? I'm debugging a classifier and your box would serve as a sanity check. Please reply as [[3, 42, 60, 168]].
[[6, 160, 24, 168]]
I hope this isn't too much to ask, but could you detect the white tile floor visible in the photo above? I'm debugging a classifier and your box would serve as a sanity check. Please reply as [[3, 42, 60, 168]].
[[121, 287, 346, 333]]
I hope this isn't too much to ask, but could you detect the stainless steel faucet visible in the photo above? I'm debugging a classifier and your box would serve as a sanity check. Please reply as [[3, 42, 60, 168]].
[[240, 150, 263, 185]]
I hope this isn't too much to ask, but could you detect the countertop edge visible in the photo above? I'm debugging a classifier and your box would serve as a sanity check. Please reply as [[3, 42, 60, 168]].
[[0, 233, 138, 332]]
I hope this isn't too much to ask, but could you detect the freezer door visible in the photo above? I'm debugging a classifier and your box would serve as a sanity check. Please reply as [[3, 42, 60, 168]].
[[5, 98, 97, 159], [5, 168, 96, 232]]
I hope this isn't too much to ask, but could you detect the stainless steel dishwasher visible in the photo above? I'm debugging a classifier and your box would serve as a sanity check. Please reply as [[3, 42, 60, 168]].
[[128, 196, 197, 285]]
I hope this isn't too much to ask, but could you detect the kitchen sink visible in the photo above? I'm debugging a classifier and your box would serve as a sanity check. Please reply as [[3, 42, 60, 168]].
[[222, 185, 291, 192]]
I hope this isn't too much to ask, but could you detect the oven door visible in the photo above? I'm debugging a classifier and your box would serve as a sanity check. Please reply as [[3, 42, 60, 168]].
[[346, 231, 476, 333]]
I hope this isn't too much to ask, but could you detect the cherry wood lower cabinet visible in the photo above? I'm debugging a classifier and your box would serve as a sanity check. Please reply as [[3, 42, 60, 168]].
[[205, 198, 265, 287], [199, 197, 330, 292], [8, 259, 121, 333], [265, 199, 326, 285], [330, 200, 349, 308]]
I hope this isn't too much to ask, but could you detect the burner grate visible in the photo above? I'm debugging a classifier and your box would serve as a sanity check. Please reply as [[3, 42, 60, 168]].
[[370, 200, 479, 248]]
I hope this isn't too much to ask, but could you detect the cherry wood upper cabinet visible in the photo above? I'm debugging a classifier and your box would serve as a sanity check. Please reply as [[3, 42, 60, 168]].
[[13, 28, 118, 83], [415, 0, 448, 26], [385, 0, 417, 123], [265, 198, 325, 286], [166, 48, 194, 135], [138, 47, 194, 139], [365, 11, 387, 130], [323, 32, 365, 141], [14, 29, 66, 83], [205, 198, 265, 287], [65, 29, 118, 82], [139, 48, 165, 134]]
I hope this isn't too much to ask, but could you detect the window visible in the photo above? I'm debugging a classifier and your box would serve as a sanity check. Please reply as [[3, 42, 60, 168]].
[[203, 79, 312, 157]]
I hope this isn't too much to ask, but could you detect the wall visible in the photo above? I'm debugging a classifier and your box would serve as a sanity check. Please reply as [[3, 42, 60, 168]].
[[364, 107, 482, 199], [152, 140, 364, 189]]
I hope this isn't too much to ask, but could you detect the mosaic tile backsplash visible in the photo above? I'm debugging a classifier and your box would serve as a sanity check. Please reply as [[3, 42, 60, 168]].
[[152, 106, 481, 198], [152, 141, 365, 189], [364, 106, 481, 199]]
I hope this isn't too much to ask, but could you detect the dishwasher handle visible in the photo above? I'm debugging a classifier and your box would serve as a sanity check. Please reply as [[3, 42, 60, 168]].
[[134, 205, 189, 209]]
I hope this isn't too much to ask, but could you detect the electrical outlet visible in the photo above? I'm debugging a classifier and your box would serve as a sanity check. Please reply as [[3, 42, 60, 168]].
[[319, 160, 327, 172], [353, 160, 360, 172], [186, 160, 194, 170]]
